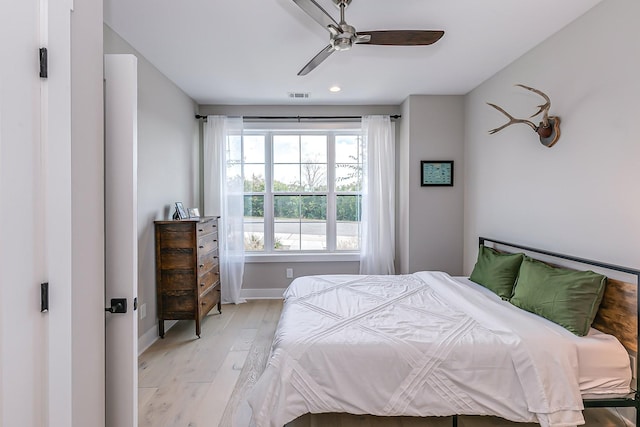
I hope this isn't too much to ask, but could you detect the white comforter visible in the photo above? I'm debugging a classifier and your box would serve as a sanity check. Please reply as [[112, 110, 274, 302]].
[[248, 272, 585, 427]]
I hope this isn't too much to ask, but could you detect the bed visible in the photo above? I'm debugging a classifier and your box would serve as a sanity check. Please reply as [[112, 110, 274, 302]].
[[248, 238, 639, 427]]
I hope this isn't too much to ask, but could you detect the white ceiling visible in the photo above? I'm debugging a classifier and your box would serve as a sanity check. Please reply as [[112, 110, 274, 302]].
[[104, 0, 602, 106]]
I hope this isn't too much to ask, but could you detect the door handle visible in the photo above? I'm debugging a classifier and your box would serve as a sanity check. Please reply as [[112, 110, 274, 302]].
[[105, 298, 127, 313]]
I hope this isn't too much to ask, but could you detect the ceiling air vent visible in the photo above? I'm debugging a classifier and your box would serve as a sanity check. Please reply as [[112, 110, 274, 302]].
[[288, 92, 310, 99]]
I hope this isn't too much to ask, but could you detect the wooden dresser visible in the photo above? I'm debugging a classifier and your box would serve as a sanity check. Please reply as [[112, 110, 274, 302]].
[[154, 216, 221, 338]]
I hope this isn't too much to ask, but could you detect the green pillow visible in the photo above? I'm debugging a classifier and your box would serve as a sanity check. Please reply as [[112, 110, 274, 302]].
[[510, 257, 606, 336], [469, 246, 524, 299]]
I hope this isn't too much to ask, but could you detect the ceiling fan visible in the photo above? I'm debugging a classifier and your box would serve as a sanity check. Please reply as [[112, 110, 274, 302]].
[[292, 0, 444, 76]]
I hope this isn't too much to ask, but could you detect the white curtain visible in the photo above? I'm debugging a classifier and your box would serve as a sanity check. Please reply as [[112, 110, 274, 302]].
[[203, 116, 246, 304], [359, 115, 396, 275]]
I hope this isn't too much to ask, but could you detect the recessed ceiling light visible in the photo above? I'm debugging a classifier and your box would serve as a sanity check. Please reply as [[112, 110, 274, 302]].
[[329, 86, 341, 93]]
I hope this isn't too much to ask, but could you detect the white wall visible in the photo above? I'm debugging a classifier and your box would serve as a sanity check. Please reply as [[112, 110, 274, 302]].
[[397, 101, 411, 273], [104, 25, 200, 338], [463, 0, 640, 274], [398, 95, 465, 275]]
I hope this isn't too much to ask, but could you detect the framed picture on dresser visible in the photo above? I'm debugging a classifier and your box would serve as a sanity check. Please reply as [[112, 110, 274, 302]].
[[174, 202, 188, 219]]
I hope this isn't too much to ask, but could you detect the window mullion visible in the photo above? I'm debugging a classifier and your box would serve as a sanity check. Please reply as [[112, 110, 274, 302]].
[[297, 138, 302, 250], [326, 132, 336, 252], [264, 131, 274, 253]]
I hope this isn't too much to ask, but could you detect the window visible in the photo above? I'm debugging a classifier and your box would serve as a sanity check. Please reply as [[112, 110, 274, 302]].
[[238, 125, 363, 255]]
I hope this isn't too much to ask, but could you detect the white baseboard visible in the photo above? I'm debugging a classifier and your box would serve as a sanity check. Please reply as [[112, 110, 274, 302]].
[[240, 288, 285, 300], [138, 320, 178, 356]]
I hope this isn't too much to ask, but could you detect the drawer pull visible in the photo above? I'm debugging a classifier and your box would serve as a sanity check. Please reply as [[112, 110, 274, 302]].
[[200, 283, 205, 287], [199, 264, 204, 268], [213, 240, 217, 243], [199, 245, 204, 249], [213, 256, 218, 259], [198, 228, 203, 232], [215, 272, 220, 276]]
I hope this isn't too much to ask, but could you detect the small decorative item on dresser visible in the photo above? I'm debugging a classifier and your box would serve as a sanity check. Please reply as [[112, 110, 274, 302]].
[[188, 207, 200, 218], [173, 202, 188, 220], [154, 216, 221, 338]]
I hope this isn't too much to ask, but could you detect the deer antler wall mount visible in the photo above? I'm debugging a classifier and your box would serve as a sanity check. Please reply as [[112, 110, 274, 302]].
[[487, 84, 561, 147]]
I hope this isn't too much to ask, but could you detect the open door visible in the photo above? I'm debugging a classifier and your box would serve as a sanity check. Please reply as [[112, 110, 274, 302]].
[[2, 2, 106, 426], [104, 54, 139, 427], [0, 3, 50, 425]]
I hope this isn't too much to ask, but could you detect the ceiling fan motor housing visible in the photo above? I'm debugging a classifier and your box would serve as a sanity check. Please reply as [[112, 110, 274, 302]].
[[332, 24, 356, 50]]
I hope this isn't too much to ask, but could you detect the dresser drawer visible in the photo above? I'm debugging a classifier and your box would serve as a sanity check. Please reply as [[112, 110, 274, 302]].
[[196, 218, 218, 238], [197, 265, 220, 295], [197, 247, 219, 273], [197, 232, 218, 255], [199, 284, 220, 319]]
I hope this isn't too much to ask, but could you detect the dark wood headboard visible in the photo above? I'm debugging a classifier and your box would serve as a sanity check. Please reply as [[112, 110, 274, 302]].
[[592, 278, 637, 353], [478, 237, 640, 355]]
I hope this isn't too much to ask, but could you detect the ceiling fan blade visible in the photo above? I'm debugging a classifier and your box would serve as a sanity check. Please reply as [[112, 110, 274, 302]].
[[355, 30, 444, 46], [292, 0, 342, 34], [298, 44, 335, 76]]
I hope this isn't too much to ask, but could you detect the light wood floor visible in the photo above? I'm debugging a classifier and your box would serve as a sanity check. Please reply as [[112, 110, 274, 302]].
[[139, 300, 633, 427]]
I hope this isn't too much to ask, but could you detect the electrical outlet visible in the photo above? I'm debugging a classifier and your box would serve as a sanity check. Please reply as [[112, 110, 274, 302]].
[[286, 268, 293, 279], [631, 355, 637, 378], [140, 303, 147, 320]]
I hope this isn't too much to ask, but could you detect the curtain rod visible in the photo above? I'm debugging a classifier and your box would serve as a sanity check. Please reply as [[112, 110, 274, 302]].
[[195, 114, 401, 121]]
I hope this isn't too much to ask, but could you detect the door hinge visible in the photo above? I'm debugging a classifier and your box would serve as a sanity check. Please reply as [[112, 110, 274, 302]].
[[39, 47, 48, 78], [41, 282, 49, 313]]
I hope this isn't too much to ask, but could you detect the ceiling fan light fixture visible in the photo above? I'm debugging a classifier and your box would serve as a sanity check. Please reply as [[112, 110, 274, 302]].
[[332, 37, 352, 51], [332, 30, 355, 51]]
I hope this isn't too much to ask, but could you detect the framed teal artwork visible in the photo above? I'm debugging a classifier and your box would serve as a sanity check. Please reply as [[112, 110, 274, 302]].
[[421, 161, 453, 187]]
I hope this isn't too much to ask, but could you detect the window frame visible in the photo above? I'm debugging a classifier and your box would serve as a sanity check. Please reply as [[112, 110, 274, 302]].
[[241, 122, 362, 262]]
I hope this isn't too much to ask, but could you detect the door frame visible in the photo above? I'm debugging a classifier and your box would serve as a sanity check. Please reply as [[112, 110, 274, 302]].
[[104, 53, 139, 427], [69, 0, 108, 425], [47, 2, 74, 425], [51, 0, 109, 425]]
